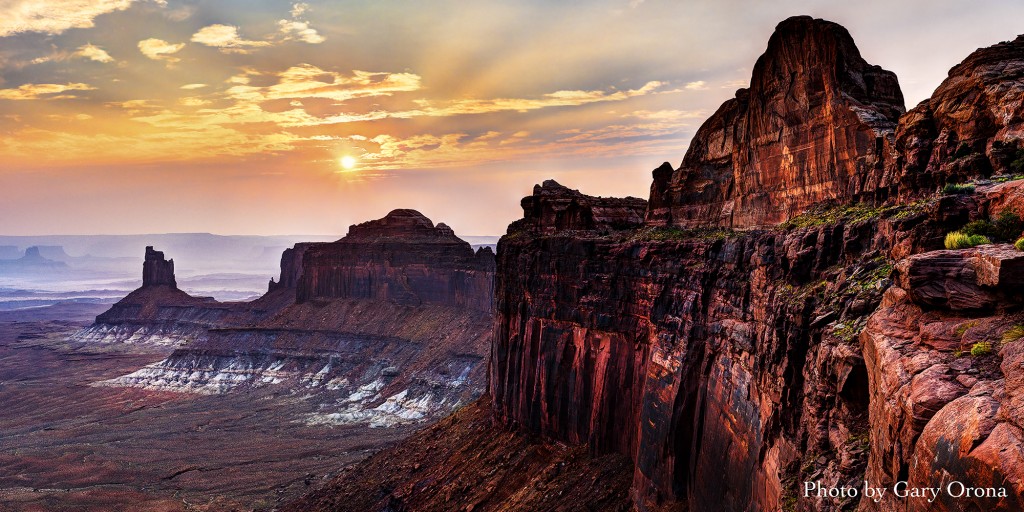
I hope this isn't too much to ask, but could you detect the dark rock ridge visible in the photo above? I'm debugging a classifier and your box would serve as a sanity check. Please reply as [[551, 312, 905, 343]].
[[647, 16, 905, 229], [79, 211, 495, 428], [894, 34, 1024, 195], [297, 209, 495, 313], [517, 180, 648, 234]]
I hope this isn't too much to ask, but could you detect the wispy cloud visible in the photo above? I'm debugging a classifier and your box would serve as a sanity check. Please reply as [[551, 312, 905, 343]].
[[290, 2, 309, 17], [684, 80, 707, 90], [0, 0, 133, 36], [138, 38, 185, 61], [0, 82, 95, 100]]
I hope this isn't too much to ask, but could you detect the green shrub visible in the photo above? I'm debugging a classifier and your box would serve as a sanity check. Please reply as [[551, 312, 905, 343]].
[[945, 231, 991, 249], [1003, 325, 1024, 345], [943, 183, 976, 195], [962, 220, 996, 238], [1016, 237, 1024, 251], [994, 210, 1024, 241], [971, 341, 993, 357], [957, 212, 1022, 242]]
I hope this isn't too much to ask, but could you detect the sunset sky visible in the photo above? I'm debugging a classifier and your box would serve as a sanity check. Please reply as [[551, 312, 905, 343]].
[[3, 0, 1024, 236]]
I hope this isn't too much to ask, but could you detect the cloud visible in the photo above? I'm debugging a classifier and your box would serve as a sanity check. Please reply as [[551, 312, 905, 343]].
[[180, 83, 207, 90], [278, 20, 324, 44], [225, 65, 421, 105], [0, 0, 133, 36], [380, 81, 666, 119], [290, 2, 309, 17], [684, 80, 707, 90], [138, 38, 185, 61], [75, 44, 114, 63], [191, 24, 270, 52], [179, 96, 210, 106], [0, 82, 95, 100]]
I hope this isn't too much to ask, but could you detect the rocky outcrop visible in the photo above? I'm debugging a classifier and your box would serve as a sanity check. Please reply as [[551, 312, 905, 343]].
[[862, 246, 1024, 512], [268, 242, 323, 292], [142, 246, 176, 287], [297, 209, 495, 313], [646, 16, 905, 229], [517, 180, 647, 234], [893, 35, 1024, 195]]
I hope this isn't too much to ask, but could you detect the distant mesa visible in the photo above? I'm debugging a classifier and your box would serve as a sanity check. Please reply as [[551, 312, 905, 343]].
[[0, 246, 67, 269], [297, 209, 495, 311], [34, 245, 71, 261]]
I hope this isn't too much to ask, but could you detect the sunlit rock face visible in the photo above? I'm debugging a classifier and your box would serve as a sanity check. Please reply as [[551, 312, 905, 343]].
[[893, 34, 1024, 196], [646, 16, 905, 229], [487, 19, 1024, 512]]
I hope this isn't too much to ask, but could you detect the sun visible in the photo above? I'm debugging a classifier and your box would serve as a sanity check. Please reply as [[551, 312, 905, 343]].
[[340, 155, 357, 170]]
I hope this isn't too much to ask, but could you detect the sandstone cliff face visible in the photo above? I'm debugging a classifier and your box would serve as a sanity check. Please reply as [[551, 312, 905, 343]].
[[646, 16, 905, 229], [492, 182, 918, 511], [862, 244, 1024, 512], [297, 209, 495, 313], [893, 35, 1024, 195]]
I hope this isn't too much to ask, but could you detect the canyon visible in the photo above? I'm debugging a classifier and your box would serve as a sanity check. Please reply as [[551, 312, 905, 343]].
[[0, 210, 495, 510], [290, 16, 1024, 512]]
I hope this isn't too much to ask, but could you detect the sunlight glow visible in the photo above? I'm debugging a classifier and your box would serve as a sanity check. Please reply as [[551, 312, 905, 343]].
[[340, 155, 357, 170]]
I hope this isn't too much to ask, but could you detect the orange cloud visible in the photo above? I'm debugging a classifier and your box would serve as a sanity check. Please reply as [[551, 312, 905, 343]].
[[191, 24, 271, 53], [138, 38, 185, 61], [0, 0, 133, 36], [0, 82, 96, 100]]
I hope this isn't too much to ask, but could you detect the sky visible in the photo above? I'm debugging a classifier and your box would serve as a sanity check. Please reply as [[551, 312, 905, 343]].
[[2, 0, 1023, 237]]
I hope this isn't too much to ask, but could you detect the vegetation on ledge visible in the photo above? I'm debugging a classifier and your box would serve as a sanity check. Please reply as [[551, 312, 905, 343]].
[[945, 231, 991, 249]]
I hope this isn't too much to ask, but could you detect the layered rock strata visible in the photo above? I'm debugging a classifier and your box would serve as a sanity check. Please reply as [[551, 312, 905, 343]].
[[80, 211, 495, 428]]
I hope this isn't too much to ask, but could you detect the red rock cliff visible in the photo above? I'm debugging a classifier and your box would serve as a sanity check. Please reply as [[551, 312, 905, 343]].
[[646, 16, 905, 229], [893, 34, 1024, 196]]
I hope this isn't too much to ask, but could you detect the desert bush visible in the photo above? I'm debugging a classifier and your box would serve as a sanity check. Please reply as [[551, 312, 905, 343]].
[[994, 210, 1024, 241], [943, 183, 976, 195], [971, 341, 993, 357], [1003, 325, 1024, 345], [944, 231, 991, 249], [962, 220, 996, 238], [1016, 237, 1024, 251]]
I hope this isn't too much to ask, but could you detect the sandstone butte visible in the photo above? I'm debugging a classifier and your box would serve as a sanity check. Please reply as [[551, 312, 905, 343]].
[[84, 209, 496, 425], [285, 15, 1024, 512]]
